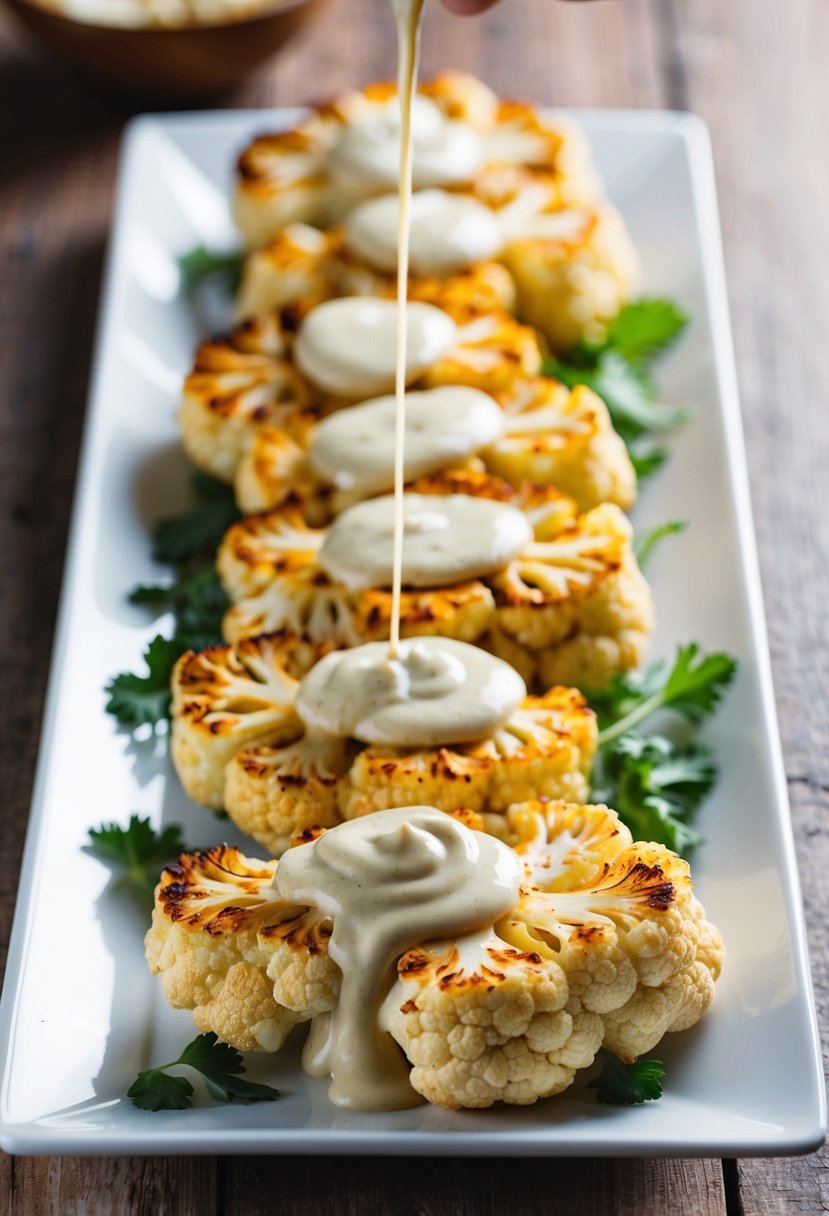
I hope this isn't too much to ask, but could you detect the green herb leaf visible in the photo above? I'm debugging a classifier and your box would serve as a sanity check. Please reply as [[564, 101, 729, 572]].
[[87, 814, 186, 904], [588, 1049, 665, 1105], [592, 733, 712, 853], [602, 299, 688, 363], [127, 1033, 280, 1112], [127, 1069, 194, 1112], [104, 635, 187, 727], [178, 246, 245, 296], [590, 644, 738, 747], [633, 520, 687, 570], [628, 444, 668, 482], [130, 568, 229, 651], [152, 486, 240, 565]]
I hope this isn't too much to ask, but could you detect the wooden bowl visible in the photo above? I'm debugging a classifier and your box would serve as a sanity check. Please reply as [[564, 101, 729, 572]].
[[4, 0, 327, 98]]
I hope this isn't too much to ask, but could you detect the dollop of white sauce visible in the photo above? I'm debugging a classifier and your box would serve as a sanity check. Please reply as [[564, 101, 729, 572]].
[[344, 189, 504, 276], [294, 298, 457, 398], [308, 386, 504, 497], [329, 95, 485, 194], [296, 635, 526, 746], [273, 805, 522, 1109], [318, 492, 532, 589]]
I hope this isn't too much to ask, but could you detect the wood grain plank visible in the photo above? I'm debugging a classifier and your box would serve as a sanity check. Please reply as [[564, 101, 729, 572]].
[[671, 0, 829, 1209], [223, 1155, 726, 1216], [5, 1156, 217, 1216]]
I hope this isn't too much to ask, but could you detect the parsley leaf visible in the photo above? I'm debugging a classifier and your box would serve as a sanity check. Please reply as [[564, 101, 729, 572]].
[[588, 1049, 665, 1105], [591, 733, 712, 853], [105, 635, 187, 728], [178, 246, 245, 297], [152, 475, 240, 564], [601, 298, 688, 363], [633, 520, 687, 570], [590, 644, 738, 747], [127, 1033, 280, 1111], [130, 568, 229, 651], [628, 443, 668, 482], [87, 814, 186, 905]]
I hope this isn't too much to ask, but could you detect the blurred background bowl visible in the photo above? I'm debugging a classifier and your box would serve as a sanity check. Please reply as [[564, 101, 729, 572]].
[[4, 0, 327, 98]]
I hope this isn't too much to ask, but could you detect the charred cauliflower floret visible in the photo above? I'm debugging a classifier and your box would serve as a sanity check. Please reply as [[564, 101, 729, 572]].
[[237, 221, 516, 324], [233, 73, 599, 249], [487, 379, 637, 512], [179, 314, 316, 483], [499, 799, 724, 1061], [170, 631, 323, 809], [224, 731, 351, 856], [382, 930, 603, 1108], [217, 497, 651, 690], [499, 202, 638, 353], [220, 687, 596, 855], [338, 686, 596, 825], [487, 501, 653, 689], [144, 846, 337, 1052]]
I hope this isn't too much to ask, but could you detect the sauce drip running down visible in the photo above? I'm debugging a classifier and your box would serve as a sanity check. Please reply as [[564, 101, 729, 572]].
[[344, 189, 504, 276], [308, 385, 504, 497], [294, 297, 456, 399], [296, 636, 526, 747], [318, 492, 532, 590], [273, 806, 522, 1110]]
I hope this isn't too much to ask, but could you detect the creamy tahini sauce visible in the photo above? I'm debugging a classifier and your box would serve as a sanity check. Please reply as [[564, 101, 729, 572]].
[[296, 636, 526, 746], [318, 492, 532, 590], [308, 386, 503, 497], [273, 806, 522, 1109], [344, 189, 504, 276], [294, 297, 456, 398], [329, 95, 485, 195]]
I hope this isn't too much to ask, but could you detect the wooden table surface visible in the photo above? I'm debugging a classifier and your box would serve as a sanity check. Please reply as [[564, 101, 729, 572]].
[[0, 0, 827, 1210]]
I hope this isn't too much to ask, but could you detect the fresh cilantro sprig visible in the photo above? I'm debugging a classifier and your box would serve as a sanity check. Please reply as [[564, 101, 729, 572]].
[[87, 814, 186, 905], [178, 246, 245, 297], [105, 635, 186, 728], [588, 1049, 665, 1105], [586, 644, 737, 854], [592, 733, 712, 855], [545, 298, 690, 478], [128, 1032, 280, 1111], [106, 474, 239, 730], [633, 520, 687, 570], [130, 568, 229, 652], [152, 472, 241, 565], [591, 643, 738, 747]]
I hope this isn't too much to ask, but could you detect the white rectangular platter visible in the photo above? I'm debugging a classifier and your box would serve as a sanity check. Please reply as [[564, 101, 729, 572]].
[[0, 109, 825, 1157]]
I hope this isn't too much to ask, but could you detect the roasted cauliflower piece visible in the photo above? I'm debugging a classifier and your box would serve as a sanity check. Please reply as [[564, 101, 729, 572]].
[[147, 803, 722, 1109], [224, 731, 351, 856], [222, 686, 596, 855], [237, 222, 516, 323], [217, 497, 652, 690], [383, 929, 603, 1108], [487, 502, 653, 690], [179, 314, 316, 483], [170, 631, 322, 809], [501, 200, 637, 354], [233, 377, 633, 522], [487, 379, 636, 512], [233, 73, 599, 249], [498, 799, 724, 1062], [144, 846, 337, 1053]]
